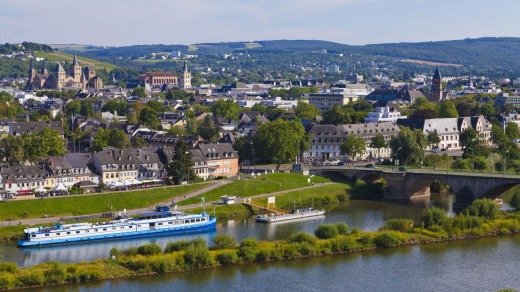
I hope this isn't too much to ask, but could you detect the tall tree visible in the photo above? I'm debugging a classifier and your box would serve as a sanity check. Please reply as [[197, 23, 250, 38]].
[[389, 126, 427, 166], [234, 136, 254, 166], [438, 100, 458, 118], [132, 87, 147, 98], [294, 101, 320, 120], [139, 107, 161, 129], [198, 115, 218, 141], [212, 99, 241, 120], [427, 130, 441, 149], [371, 134, 387, 155], [505, 122, 520, 140], [167, 140, 194, 185], [340, 135, 366, 159], [254, 119, 307, 166], [322, 105, 351, 125]]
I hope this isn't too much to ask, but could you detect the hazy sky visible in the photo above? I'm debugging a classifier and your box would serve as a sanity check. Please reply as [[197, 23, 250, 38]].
[[1, 0, 519, 46]]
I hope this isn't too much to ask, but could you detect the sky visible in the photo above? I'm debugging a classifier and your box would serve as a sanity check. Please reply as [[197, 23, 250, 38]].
[[1, 0, 519, 47]]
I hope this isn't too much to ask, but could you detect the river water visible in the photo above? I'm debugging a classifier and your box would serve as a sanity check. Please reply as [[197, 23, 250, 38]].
[[5, 194, 520, 291]]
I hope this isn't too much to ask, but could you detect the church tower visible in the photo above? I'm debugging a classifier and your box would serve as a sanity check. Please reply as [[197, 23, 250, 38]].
[[41, 60, 48, 77], [430, 67, 443, 102], [180, 61, 192, 90], [28, 58, 35, 86], [56, 63, 67, 89], [69, 54, 82, 82]]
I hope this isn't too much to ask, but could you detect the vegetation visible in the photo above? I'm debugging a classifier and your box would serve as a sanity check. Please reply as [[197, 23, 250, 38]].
[[4, 207, 520, 290]]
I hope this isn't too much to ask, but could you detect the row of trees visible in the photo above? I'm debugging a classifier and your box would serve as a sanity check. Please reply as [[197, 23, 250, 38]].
[[0, 128, 66, 165]]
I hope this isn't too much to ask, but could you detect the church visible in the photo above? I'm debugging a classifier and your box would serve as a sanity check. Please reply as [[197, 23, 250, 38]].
[[27, 54, 104, 90]]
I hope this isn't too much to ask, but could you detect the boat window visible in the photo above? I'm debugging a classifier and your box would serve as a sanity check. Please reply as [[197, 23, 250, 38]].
[[184, 220, 189, 223], [128, 226, 132, 229], [138, 225, 141, 227], [120, 227, 124, 229], [158, 223, 163, 225], [56, 233, 60, 235], [168, 222, 173, 224], [76, 231, 80, 234], [112, 228, 116, 230], [95, 229, 98, 232], [32, 234, 36, 237], [45, 234, 49, 236], [86, 230, 89, 233], [103, 228, 107, 231], [67, 232, 71, 235]]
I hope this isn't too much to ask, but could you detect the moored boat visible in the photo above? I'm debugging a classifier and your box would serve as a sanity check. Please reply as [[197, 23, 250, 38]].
[[18, 210, 216, 247], [256, 208, 325, 223]]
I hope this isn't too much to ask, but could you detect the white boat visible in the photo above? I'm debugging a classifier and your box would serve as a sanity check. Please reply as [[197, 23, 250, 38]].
[[256, 208, 326, 223], [18, 210, 216, 247]]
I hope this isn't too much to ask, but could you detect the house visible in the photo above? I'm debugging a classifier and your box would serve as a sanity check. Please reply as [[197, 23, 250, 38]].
[[305, 123, 401, 160], [9, 121, 64, 138], [43, 153, 98, 190], [307, 93, 358, 112], [196, 143, 239, 178], [364, 106, 406, 123], [0, 165, 50, 198]]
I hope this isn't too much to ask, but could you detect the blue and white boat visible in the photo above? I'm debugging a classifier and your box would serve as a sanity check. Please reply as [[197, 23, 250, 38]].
[[18, 210, 216, 247]]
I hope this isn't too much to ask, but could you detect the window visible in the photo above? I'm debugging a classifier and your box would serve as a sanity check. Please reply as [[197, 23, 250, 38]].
[[45, 234, 49, 236], [76, 231, 80, 234]]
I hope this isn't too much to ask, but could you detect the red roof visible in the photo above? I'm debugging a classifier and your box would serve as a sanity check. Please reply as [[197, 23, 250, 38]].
[[141, 72, 177, 77]]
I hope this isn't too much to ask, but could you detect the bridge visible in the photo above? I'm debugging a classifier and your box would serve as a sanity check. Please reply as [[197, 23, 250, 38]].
[[312, 166, 520, 205]]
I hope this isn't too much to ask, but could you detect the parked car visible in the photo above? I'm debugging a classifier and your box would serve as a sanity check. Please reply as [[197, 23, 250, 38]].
[[398, 166, 407, 172], [432, 148, 441, 153], [365, 164, 377, 169], [337, 161, 345, 166]]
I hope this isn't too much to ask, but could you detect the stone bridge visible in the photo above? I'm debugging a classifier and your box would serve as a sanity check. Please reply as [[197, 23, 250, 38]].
[[312, 167, 520, 205]]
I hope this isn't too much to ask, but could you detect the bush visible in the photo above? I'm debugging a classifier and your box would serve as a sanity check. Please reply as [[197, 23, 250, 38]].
[[281, 243, 301, 259], [137, 244, 162, 256], [215, 251, 239, 265], [330, 236, 357, 252], [183, 244, 213, 269], [0, 262, 18, 273], [165, 238, 206, 253], [463, 199, 499, 219], [212, 234, 237, 249], [151, 259, 171, 273], [239, 238, 259, 262], [256, 249, 272, 261], [314, 224, 339, 239], [373, 232, 401, 248], [289, 231, 318, 245], [109, 247, 121, 257], [43, 262, 66, 285], [121, 247, 138, 256], [0, 276, 9, 290], [336, 222, 349, 235], [16, 272, 45, 287], [421, 207, 447, 228], [510, 191, 520, 211], [445, 215, 483, 231], [297, 242, 317, 256], [381, 219, 414, 232]]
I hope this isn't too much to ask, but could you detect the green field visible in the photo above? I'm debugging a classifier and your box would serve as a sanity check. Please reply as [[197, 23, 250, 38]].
[[178, 173, 330, 206], [0, 184, 209, 221], [244, 42, 263, 49], [33, 52, 118, 71], [187, 45, 199, 52]]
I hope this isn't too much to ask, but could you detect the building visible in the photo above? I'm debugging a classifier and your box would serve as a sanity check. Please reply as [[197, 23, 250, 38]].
[[308, 93, 358, 112], [27, 55, 103, 90], [305, 123, 401, 161], [396, 116, 492, 150], [196, 143, 238, 178], [364, 106, 406, 123], [495, 92, 520, 109], [138, 72, 178, 87], [43, 153, 98, 190], [430, 67, 443, 102], [179, 61, 192, 90]]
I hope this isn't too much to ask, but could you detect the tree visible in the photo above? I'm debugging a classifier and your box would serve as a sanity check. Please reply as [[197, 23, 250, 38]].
[[509, 190, 520, 211], [438, 100, 458, 118], [420, 207, 447, 228], [167, 140, 194, 185], [491, 124, 508, 146], [80, 100, 95, 118], [139, 107, 161, 129], [166, 126, 185, 136], [251, 103, 268, 115], [101, 99, 130, 116], [322, 105, 351, 125], [294, 100, 320, 120], [371, 134, 387, 155], [462, 199, 499, 219], [131, 136, 147, 148], [459, 128, 486, 158], [65, 100, 81, 116], [198, 115, 218, 141], [340, 135, 366, 159], [211, 99, 241, 120], [254, 119, 307, 166], [0, 135, 24, 165], [389, 126, 427, 166], [427, 130, 441, 149], [132, 87, 147, 98], [91, 128, 131, 151], [505, 122, 520, 140], [146, 100, 167, 113], [233, 136, 254, 166]]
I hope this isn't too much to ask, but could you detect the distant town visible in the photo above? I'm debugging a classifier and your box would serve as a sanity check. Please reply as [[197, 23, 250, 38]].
[[0, 40, 520, 200]]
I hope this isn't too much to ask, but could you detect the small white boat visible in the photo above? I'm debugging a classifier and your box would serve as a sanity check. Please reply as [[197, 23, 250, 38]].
[[256, 208, 325, 223]]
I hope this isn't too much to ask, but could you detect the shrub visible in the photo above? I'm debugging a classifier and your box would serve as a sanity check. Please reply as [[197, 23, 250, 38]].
[[289, 231, 318, 245], [510, 191, 520, 211], [151, 259, 171, 273], [44, 262, 66, 285], [381, 219, 414, 232], [421, 207, 447, 228], [373, 232, 401, 248], [184, 244, 213, 269], [297, 242, 317, 256], [165, 240, 189, 253], [314, 223, 339, 239], [212, 234, 237, 249], [16, 272, 45, 287], [0, 276, 9, 290], [463, 199, 499, 219], [350, 227, 361, 234], [137, 244, 162, 256], [445, 215, 483, 231], [336, 222, 349, 235], [109, 247, 121, 258], [0, 262, 18, 273], [239, 238, 259, 262], [256, 249, 272, 261], [357, 234, 373, 246], [121, 247, 138, 256], [330, 236, 357, 252], [215, 251, 239, 265], [282, 243, 301, 259]]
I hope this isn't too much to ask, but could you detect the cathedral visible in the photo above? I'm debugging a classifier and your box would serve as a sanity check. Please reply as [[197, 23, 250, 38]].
[[28, 54, 103, 90]]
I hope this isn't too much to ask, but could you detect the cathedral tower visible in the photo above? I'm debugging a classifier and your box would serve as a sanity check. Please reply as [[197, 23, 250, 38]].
[[180, 61, 192, 90], [430, 67, 443, 102], [69, 54, 82, 82]]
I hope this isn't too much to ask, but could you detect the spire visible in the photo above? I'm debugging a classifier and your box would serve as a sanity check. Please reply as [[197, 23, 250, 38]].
[[72, 54, 79, 66], [56, 63, 65, 72], [29, 58, 34, 72], [184, 60, 188, 72], [433, 67, 441, 80], [41, 59, 47, 74]]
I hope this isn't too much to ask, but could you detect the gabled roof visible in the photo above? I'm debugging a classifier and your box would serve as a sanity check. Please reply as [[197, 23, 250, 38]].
[[433, 67, 442, 80], [197, 143, 237, 160]]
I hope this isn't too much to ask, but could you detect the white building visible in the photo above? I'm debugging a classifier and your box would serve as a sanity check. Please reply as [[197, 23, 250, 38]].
[[364, 106, 406, 123], [308, 93, 358, 112]]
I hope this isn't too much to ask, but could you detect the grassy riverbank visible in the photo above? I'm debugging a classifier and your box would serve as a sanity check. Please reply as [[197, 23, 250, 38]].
[[178, 173, 330, 206], [1, 201, 520, 290], [0, 184, 210, 221]]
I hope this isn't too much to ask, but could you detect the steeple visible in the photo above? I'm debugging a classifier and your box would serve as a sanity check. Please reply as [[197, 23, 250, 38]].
[[41, 59, 48, 76], [184, 60, 188, 72], [433, 67, 441, 80], [29, 58, 34, 72], [72, 53, 79, 65]]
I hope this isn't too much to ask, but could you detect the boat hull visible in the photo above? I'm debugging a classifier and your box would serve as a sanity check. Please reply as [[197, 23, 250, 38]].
[[256, 210, 326, 223], [18, 217, 216, 247]]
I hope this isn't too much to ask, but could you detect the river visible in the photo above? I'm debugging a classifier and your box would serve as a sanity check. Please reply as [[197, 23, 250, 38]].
[[4, 194, 520, 291]]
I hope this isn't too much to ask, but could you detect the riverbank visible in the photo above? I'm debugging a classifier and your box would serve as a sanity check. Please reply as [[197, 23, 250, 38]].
[[2, 207, 520, 291]]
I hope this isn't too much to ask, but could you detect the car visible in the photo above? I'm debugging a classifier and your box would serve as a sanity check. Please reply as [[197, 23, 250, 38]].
[[440, 148, 446, 151], [337, 161, 345, 166], [432, 148, 441, 153], [365, 164, 377, 168], [398, 166, 407, 172]]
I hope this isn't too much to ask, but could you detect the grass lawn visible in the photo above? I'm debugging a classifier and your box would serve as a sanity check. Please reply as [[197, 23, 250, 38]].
[[178, 173, 330, 206], [33, 52, 118, 71], [0, 184, 209, 220]]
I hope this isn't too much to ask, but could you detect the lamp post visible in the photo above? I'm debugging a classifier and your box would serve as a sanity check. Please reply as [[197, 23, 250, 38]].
[[185, 151, 190, 185], [350, 145, 355, 166], [504, 150, 510, 177], [465, 146, 474, 172], [394, 147, 402, 171]]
